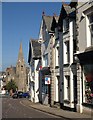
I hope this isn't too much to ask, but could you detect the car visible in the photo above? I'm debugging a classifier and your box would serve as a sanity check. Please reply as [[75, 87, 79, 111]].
[[22, 92, 30, 98], [12, 93, 18, 98], [12, 91, 23, 99], [18, 91, 23, 98]]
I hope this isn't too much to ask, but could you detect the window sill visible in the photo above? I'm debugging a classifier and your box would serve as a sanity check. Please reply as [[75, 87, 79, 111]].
[[64, 100, 70, 104], [63, 64, 69, 67], [63, 30, 69, 34], [55, 66, 59, 69]]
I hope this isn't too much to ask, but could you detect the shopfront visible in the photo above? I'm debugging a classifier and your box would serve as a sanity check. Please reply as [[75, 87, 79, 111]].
[[77, 49, 93, 113], [39, 67, 51, 105]]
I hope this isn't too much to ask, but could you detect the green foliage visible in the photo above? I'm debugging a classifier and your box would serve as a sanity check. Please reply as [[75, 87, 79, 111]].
[[6, 79, 18, 92]]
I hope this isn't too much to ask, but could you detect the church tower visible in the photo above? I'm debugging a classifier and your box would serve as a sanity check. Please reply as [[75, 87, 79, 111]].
[[16, 42, 26, 92]]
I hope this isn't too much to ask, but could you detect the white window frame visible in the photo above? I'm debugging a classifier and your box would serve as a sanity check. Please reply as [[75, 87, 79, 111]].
[[88, 14, 93, 45], [55, 46, 59, 67], [44, 54, 48, 67], [64, 75, 70, 100], [63, 41, 70, 64], [63, 18, 69, 33], [86, 12, 93, 47]]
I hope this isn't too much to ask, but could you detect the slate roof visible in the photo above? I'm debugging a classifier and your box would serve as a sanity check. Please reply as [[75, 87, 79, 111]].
[[43, 16, 53, 32], [58, 3, 76, 31], [43, 15, 59, 32], [51, 16, 59, 31], [69, 1, 77, 8], [63, 4, 75, 15], [31, 39, 41, 59], [28, 39, 41, 63], [54, 16, 59, 22]]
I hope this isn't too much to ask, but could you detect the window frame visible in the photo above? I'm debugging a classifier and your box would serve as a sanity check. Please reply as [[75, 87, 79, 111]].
[[63, 18, 69, 33]]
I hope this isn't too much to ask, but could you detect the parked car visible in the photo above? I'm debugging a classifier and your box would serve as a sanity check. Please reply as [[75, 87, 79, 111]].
[[18, 91, 23, 98], [22, 92, 30, 98], [12, 91, 23, 99], [12, 91, 30, 99], [12, 93, 18, 98]]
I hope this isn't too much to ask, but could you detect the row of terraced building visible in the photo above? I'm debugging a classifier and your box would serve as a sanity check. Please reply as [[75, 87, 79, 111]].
[[28, 1, 93, 114]]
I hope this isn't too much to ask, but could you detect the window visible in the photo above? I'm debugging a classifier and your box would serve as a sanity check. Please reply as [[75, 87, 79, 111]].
[[55, 28, 59, 40], [63, 41, 70, 64], [44, 54, 48, 66], [64, 76, 70, 100], [21, 65, 23, 71], [86, 12, 93, 47], [83, 64, 93, 104], [7, 72, 9, 75], [73, 40, 77, 53], [63, 18, 69, 33], [88, 13, 93, 45], [55, 47, 59, 67], [42, 78, 48, 94]]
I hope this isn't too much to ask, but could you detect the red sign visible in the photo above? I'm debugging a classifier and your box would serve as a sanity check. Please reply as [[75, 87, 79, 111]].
[[39, 66, 42, 70]]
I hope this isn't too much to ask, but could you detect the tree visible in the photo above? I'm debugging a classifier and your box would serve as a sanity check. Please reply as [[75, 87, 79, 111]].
[[6, 79, 18, 92]]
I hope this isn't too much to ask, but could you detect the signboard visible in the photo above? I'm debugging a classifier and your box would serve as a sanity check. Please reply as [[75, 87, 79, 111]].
[[45, 77, 50, 84]]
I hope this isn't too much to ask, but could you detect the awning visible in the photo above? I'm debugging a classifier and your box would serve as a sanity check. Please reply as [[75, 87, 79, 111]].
[[77, 50, 93, 64]]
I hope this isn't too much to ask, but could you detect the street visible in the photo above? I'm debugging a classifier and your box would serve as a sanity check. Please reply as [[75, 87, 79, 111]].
[[2, 97, 64, 119]]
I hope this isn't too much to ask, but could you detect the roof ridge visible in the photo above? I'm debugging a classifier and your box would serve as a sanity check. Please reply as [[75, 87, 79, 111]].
[[44, 15, 53, 17], [62, 3, 69, 6]]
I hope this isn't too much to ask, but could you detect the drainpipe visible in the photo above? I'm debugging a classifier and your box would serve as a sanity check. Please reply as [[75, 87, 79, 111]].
[[59, 31, 64, 108]]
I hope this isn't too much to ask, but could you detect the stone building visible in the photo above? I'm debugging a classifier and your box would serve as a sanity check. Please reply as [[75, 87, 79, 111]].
[[28, 39, 41, 103], [57, 2, 77, 111], [5, 66, 16, 83], [75, 1, 93, 114], [16, 43, 26, 92]]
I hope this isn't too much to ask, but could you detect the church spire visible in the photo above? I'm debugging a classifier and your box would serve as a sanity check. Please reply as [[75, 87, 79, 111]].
[[16, 42, 26, 92], [17, 42, 24, 62]]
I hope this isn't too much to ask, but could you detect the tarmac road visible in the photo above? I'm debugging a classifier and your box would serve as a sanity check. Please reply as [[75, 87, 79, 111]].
[[2, 97, 63, 119]]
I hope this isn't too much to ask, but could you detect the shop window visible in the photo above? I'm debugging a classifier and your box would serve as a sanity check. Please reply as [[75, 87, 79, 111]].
[[83, 64, 93, 104], [42, 79, 48, 94]]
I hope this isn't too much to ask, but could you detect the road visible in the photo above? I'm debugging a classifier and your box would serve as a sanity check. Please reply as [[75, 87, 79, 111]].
[[2, 96, 65, 119]]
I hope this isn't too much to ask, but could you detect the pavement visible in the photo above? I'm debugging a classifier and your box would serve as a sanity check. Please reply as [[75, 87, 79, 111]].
[[21, 99, 92, 119]]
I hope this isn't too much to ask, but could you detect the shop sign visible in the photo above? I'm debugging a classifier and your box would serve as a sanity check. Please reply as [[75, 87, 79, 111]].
[[45, 77, 50, 84]]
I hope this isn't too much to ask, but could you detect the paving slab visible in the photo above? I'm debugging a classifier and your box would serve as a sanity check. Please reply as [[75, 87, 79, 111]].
[[21, 99, 92, 119]]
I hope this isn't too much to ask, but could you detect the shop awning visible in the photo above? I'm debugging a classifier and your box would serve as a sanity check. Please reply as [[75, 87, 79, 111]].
[[77, 50, 93, 64]]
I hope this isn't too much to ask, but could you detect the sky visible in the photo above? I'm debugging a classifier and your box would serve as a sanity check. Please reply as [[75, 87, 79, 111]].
[[2, 2, 62, 71]]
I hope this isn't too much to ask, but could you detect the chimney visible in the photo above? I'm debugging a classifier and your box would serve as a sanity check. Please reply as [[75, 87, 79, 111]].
[[42, 11, 45, 16]]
